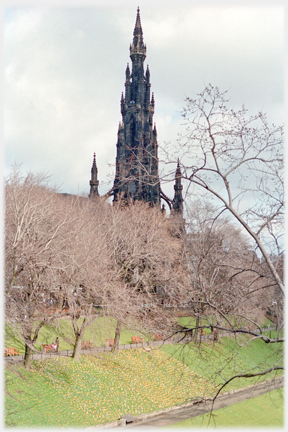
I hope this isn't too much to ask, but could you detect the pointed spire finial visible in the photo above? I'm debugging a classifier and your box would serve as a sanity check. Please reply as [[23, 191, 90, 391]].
[[175, 159, 182, 180], [130, 7, 146, 58], [91, 152, 97, 171], [134, 7, 142, 35], [153, 122, 157, 137], [126, 63, 130, 81]]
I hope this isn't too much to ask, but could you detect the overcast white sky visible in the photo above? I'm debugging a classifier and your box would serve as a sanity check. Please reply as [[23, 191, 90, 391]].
[[3, 0, 285, 199]]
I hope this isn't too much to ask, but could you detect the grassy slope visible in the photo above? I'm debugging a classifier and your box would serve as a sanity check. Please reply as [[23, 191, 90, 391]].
[[161, 336, 283, 392], [5, 336, 283, 428], [167, 388, 284, 428], [5, 350, 216, 427]]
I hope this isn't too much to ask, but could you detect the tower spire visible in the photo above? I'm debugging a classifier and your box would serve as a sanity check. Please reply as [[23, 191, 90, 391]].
[[172, 159, 184, 215], [89, 152, 99, 198], [172, 159, 185, 234], [130, 7, 146, 58], [113, 8, 160, 206], [134, 7, 142, 34]]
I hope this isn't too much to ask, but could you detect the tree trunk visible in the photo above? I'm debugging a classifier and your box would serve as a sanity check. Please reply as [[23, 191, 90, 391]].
[[111, 321, 122, 356], [23, 320, 47, 368], [71, 316, 92, 361], [213, 328, 220, 342], [24, 344, 33, 368], [193, 316, 201, 343], [213, 319, 220, 342], [72, 333, 83, 362], [57, 293, 64, 310]]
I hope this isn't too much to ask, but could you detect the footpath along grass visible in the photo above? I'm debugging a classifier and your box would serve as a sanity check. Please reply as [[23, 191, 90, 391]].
[[167, 388, 284, 428], [5, 349, 216, 428], [5, 314, 277, 354]]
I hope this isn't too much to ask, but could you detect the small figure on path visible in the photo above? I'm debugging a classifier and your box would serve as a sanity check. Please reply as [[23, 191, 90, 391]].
[[56, 337, 59, 353], [51, 342, 56, 352]]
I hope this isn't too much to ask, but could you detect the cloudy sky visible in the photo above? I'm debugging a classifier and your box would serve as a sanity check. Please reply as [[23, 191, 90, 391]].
[[4, 0, 285, 199]]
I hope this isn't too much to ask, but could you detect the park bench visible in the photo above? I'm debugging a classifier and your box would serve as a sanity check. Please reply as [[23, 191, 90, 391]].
[[42, 344, 54, 353], [105, 339, 115, 347], [131, 336, 143, 343], [154, 334, 163, 340], [4, 347, 20, 356], [81, 340, 93, 349]]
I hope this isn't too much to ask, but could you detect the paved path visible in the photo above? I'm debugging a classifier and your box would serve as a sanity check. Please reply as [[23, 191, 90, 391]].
[[120, 377, 284, 428], [5, 326, 276, 364]]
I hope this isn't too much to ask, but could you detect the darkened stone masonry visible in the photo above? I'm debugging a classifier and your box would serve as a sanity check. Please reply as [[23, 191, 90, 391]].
[[90, 8, 184, 219], [112, 7, 160, 206]]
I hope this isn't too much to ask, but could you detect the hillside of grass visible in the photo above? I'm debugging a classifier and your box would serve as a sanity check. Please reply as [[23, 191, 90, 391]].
[[5, 336, 283, 428], [167, 388, 284, 428], [161, 336, 283, 392], [5, 349, 216, 427]]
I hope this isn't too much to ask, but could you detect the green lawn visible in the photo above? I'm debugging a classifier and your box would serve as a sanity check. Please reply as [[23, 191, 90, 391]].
[[167, 388, 284, 428], [5, 315, 283, 428], [161, 337, 283, 392], [5, 349, 216, 427], [5, 334, 283, 428], [5, 316, 150, 354]]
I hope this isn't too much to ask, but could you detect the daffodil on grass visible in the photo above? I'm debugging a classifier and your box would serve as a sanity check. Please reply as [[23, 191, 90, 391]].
[[5, 349, 215, 427], [5, 337, 283, 428]]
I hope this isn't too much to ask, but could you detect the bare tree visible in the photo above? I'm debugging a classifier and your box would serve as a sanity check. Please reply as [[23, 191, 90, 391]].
[[4, 168, 113, 364], [98, 200, 188, 354], [5, 168, 76, 367], [160, 85, 285, 391], [167, 84, 284, 296], [50, 197, 110, 361], [170, 199, 284, 396], [5, 167, 189, 364], [179, 200, 279, 341]]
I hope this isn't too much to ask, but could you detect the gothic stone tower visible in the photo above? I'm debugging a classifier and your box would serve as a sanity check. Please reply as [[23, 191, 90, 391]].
[[113, 8, 160, 206], [172, 160, 184, 214], [89, 152, 99, 198], [90, 8, 184, 220]]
